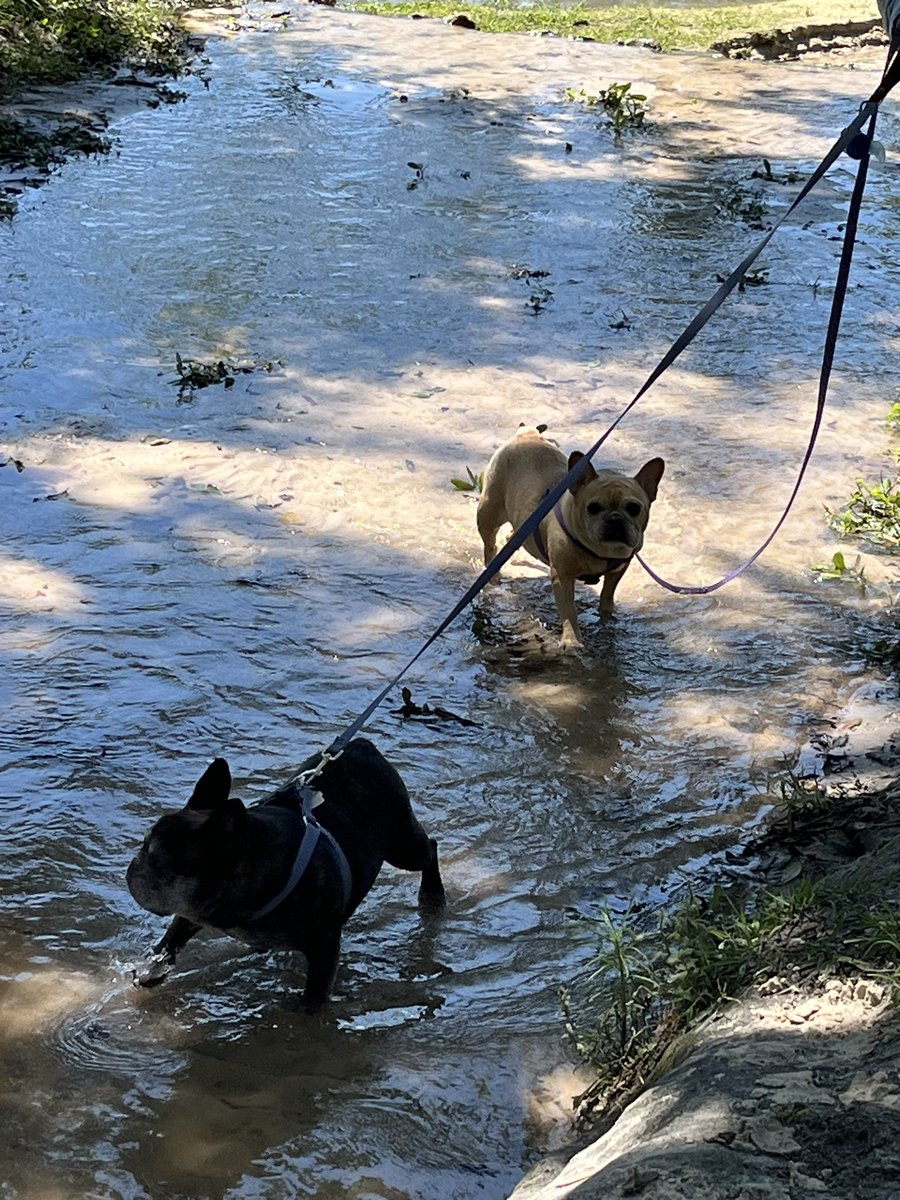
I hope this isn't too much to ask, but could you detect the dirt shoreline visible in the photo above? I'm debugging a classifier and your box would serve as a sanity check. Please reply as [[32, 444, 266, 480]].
[[509, 703, 900, 1199]]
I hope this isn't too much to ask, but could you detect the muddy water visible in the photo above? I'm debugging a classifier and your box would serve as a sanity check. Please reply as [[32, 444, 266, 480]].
[[1, 7, 899, 1197]]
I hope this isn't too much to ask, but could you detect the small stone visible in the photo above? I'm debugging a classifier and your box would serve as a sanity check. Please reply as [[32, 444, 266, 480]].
[[853, 979, 885, 1006], [744, 1115, 802, 1156], [794, 1000, 821, 1021], [622, 1166, 661, 1195], [732, 1100, 758, 1116], [789, 1162, 828, 1192]]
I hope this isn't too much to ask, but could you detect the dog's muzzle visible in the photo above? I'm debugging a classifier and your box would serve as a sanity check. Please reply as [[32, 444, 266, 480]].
[[601, 516, 632, 544]]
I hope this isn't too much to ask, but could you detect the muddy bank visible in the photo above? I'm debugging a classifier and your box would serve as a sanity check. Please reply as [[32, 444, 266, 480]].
[[510, 713, 900, 1200], [512, 967, 900, 1199], [713, 18, 886, 61], [0, 0, 205, 216], [0, 73, 190, 213]]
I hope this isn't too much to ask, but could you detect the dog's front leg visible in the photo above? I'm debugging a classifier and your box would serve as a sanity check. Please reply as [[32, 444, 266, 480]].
[[133, 915, 201, 988], [599, 562, 629, 615], [301, 933, 342, 1010], [550, 569, 582, 648], [154, 915, 202, 960]]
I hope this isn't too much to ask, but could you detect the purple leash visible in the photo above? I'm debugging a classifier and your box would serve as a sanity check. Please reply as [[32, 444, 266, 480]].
[[636, 41, 897, 597]]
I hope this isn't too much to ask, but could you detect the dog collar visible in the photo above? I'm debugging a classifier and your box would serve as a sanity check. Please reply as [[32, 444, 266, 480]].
[[248, 788, 353, 921]]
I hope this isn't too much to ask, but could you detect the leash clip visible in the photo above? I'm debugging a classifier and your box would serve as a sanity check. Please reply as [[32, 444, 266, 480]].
[[293, 745, 345, 796]]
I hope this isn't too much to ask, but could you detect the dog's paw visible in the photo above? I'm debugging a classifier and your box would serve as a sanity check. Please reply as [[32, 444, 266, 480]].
[[558, 636, 584, 653], [131, 954, 172, 989]]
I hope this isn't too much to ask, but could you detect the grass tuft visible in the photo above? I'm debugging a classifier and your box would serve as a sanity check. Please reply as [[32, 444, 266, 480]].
[[826, 478, 900, 549], [0, 0, 194, 95], [345, 2, 878, 52], [565, 868, 900, 1124]]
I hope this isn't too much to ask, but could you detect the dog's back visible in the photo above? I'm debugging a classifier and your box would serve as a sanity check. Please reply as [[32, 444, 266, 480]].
[[479, 426, 567, 534], [300, 739, 436, 886]]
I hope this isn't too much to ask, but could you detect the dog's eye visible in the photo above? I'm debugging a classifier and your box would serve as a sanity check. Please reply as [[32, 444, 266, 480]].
[[624, 501, 643, 518], [586, 501, 604, 516]]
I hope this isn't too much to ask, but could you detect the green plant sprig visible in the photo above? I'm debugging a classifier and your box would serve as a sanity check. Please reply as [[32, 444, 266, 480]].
[[826, 479, 900, 550], [450, 467, 484, 493]]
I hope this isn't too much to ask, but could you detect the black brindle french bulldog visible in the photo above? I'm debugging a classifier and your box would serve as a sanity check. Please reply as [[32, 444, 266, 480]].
[[126, 738, 446, 1006]]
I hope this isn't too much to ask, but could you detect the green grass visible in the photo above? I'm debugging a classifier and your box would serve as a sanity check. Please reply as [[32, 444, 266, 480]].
[[564, 871, 900, 1122], [565, 80, 648, 138], [0, 1, 198, 207], [810, 549, 868, 593], [821, 395, 900, 555], [346, 2, 878, 51], [450, 466, 484, 493], [827, 478, 900, 549], [0, 0, 192, 94]]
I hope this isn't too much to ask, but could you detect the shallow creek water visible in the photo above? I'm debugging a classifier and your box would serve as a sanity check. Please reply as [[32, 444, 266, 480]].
[[1, 7, 899, 1197]]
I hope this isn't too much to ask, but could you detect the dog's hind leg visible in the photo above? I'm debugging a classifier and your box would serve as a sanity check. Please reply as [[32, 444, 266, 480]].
[[476, 491, 507, 577], [385, 819, 446, 912], [417, 837, 446, 913]]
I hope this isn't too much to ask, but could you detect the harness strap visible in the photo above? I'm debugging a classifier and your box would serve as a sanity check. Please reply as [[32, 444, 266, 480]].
[[250, 818, 321, 920], [553, 500, 598, 561], [532, 515, 550, 565], [248, 786, 353, 921], [320, 824, 353, 914]]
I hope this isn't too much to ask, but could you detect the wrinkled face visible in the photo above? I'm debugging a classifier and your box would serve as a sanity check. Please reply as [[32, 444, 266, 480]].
[[575, 474, 653, 557], [126, 809, 220, 917], [126, 757, 245, 920]]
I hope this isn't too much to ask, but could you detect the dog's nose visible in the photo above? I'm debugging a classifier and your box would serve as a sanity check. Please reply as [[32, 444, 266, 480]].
[[603, 516, 630, 543]]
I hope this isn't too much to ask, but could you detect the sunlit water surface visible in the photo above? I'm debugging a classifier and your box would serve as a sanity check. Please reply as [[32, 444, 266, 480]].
[[1, 7, 899, 1198]]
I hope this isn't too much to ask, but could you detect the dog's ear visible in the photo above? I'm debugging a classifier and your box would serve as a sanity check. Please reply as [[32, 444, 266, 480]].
[[187, 758, 234, 810], [634, 458, 665, 503], [567, 451, 598, 495]]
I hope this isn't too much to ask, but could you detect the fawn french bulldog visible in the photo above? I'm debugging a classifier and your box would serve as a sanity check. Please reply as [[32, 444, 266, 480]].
[[477, 426, 664, 647]]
